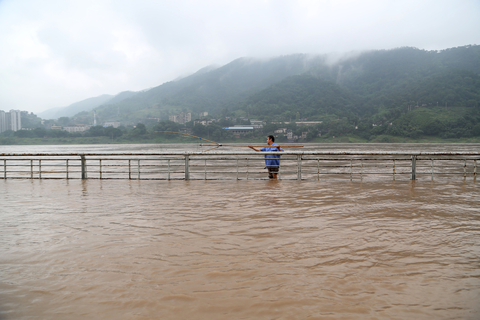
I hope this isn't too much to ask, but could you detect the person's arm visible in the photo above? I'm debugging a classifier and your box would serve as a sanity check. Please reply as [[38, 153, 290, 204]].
[[248, 145, 260, 152], [276, 145, 283, 151]]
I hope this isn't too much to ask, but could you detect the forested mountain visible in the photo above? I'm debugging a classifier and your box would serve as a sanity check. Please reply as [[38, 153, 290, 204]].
[[28, 45, 480, 141], [80, 45, 480, 124], [241, 75, 359, 121], [90, 54, 325, 123], [237, 46, 480, 121], [315, 46, 480, 108], [233, 45, 480, 140]]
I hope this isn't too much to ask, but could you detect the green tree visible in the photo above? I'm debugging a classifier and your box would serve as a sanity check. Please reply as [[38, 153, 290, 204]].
[[127, 123, 148, 137], [153, 121, 180, 138], [33, 127, 47, 138], [21, 112, 42, 129], [14, 130, 35, 138], [57, 117, 71, 126], [472, 123, 480, 136], [192, 124, 208, 137], [87, 125, 105, 137], [104, 127, 123, 138]]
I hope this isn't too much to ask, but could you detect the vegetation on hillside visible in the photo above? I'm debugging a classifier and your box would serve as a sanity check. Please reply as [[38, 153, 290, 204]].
[[2, 45, 480, 144]]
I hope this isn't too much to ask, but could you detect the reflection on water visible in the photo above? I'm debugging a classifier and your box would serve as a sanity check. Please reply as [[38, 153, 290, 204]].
[[1, 178, 479, 320]]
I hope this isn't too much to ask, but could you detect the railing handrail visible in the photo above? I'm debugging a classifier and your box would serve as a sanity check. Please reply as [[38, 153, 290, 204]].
[[1, 151, 478, 181], [1, 151, 480, 156]]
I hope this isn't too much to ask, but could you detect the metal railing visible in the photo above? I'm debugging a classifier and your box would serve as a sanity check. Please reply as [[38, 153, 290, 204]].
[[0, 151, 479, 181]]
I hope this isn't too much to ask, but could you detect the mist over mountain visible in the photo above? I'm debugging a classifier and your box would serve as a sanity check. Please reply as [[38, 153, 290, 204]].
[[38, 91, 137, 119], [239, 46, 480, 121], [38, 94, 113, 119], [90, 54, 322, 123], [76, 45, 480, 126], [33, 44, 480, 143], [103, 91, 138, 105]]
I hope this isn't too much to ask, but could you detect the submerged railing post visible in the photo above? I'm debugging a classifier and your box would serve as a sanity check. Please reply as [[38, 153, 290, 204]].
[[3, 159, 6, 179], [431, 159, 434, 181], [474, 160, 477, 179], [278, 161, 282, 180], [297, 155, 302, 180], [411, 155, 417, 180], [350, 159, 353, 181], [319, 159, 321, 181], [236, 159, 239, 180], [39, 160, 42, 179], [80, 155, 87, 179], [361, 160, 363, 181], [185, 155, 190, 180], [168, 159, 171, 180], [393, 159, 396, 181]]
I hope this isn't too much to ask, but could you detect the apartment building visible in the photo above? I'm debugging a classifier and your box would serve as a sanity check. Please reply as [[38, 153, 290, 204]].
[[169, 112, 191, 124], [0, 110, 22, 133]]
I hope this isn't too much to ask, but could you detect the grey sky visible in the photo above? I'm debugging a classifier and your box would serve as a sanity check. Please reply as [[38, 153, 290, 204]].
[[1, 0, 479, 114]]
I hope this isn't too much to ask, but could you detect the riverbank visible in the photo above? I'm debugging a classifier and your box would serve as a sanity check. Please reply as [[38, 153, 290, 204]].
[[1, 134, 480, 145]]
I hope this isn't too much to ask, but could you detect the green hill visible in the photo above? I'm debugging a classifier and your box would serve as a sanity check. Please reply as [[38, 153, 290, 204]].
[[90, 54, 324, 124], [83, 45, 480, 123], [240, 75, 359, 121], [29, 44, 480, 142]]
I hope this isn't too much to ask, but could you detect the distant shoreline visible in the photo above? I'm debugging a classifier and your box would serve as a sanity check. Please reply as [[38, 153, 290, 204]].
[[1, 135, 480, 146]]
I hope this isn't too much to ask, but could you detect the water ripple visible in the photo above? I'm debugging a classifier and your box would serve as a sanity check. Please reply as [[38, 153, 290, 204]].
[[0, 179, 479, 319]]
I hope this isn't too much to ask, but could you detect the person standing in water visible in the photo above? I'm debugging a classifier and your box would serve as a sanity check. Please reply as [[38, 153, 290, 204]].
[[249, 135, 284, 179]]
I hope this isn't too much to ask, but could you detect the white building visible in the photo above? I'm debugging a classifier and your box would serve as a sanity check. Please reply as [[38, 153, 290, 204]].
[[63, 125, 91, 133], [9, 110, 21, 131], [295, 121, 322, 126], [0, 109, 22, 133], [194, 119, 213, 126], [169, 112, 191, 124], [0, 110, 6, 133], [103, 121, 121, 128], [222, 126, 254, 136]]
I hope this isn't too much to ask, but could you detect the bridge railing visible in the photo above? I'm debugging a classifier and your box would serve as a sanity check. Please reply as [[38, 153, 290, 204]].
[[0, 152, 478, 181]]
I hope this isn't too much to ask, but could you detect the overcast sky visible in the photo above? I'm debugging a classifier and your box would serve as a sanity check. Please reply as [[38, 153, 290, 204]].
[[1, 0, 479, 114]]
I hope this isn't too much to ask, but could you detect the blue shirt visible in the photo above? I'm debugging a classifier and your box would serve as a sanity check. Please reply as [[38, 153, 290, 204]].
[[260, 143, 283, 168]]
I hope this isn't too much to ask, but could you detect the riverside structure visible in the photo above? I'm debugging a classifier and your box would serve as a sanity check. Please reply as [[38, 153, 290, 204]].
[[1, 151, 478, 181]]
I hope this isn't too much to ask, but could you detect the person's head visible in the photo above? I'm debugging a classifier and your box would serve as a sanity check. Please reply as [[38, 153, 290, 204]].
[[267, 135, 275, 145]]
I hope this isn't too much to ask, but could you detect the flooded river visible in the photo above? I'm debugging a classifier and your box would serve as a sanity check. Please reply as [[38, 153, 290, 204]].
[[0, 144, 479, 319]]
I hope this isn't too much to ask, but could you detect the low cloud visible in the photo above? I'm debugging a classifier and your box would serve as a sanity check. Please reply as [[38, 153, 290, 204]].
[[0, 0, 479, 113]]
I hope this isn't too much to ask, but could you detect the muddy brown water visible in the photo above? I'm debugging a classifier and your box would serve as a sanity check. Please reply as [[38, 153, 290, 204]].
[[0, 144, 479, 319]]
